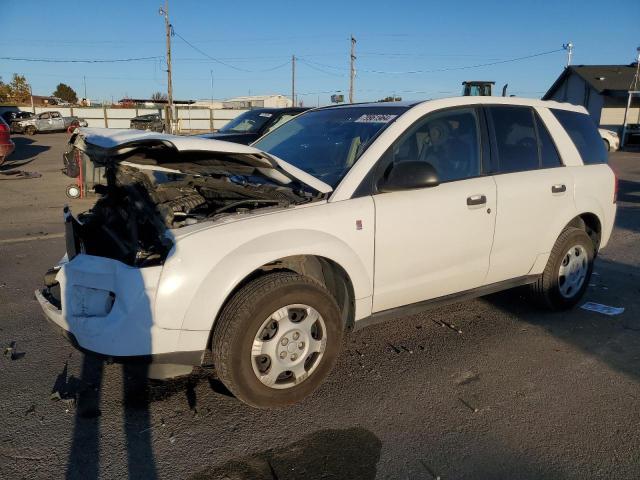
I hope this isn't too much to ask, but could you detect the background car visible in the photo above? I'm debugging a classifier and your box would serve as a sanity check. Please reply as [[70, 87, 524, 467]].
[[2, 110, 35, 132], [130, 113, 165, 133], [11, 111, 88, 135], [0, 116, 15, 165], [199, 107, 308, 144], [599, 128, 620, 152]]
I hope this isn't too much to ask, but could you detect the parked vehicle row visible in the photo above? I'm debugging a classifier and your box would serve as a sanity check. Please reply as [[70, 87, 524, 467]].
[[37, 96, 616, 408], [10, 111, 88, 135]]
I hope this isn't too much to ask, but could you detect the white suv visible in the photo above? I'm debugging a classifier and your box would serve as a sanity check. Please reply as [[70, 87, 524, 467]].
[[37, 97, 617, 408]]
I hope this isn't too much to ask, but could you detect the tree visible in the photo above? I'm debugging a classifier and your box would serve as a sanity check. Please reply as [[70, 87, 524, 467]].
[[53, 83, 78, 103], [151, 91, 168, 101], [0, 77, 10, 102]]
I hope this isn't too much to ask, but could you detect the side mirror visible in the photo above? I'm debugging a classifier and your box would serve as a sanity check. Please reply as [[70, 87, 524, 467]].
[[378, 161, 440, 192]]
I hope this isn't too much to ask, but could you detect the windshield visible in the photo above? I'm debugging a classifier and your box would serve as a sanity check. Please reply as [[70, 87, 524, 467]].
[[219, 110, 274, 133], [252, 106, 408, 187]]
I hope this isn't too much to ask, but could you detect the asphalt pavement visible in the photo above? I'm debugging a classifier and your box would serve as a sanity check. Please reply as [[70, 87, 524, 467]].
[[1, 133, 639, 479]]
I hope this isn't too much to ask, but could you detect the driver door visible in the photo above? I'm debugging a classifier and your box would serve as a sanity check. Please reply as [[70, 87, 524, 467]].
[[372, 107, 497, 312]]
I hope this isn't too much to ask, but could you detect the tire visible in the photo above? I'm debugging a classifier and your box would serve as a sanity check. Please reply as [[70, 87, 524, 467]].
[[603, 139, 610, 151], [212, 272, 343, 408], [530, 227, 594, 310], [25, 125, 36, 135]]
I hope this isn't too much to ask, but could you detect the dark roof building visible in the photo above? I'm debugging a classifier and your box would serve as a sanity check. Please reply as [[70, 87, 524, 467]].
[[543, 64, 640, 135]]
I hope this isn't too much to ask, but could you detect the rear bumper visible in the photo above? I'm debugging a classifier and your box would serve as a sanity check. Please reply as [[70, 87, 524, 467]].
[[35, 254, 205, 370]]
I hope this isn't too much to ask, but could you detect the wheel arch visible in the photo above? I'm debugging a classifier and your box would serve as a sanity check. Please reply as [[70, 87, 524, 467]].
[[172, 228, 372, 348], [204, 254, 357, 350], [565, 212, 602, 252]]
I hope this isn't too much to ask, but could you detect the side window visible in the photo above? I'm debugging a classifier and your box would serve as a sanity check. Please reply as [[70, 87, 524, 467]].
[[39, 112, 50, 119], [488, 106, 538, 173], [51, 112, 61, 118], [551, 109, 607, 164], [265, 113, 296, 134], [534, 113, 562, 168], [387, 108, 481, 183]]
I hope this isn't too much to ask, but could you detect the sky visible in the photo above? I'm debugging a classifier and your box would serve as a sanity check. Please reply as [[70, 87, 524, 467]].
[[0, 0, 638, 106]]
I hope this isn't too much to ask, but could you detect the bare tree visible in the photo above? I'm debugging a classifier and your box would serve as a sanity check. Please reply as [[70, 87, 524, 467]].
[[151, 91, 168, 101]]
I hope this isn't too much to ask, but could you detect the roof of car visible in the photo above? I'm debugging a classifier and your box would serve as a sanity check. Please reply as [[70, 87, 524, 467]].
[[247, 107, 309, 113], [315, 96, 586, 113]]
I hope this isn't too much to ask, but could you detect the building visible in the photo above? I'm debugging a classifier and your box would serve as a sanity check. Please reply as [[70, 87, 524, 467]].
[[543, 64, 640, 134], [222, 94, 292, 109]]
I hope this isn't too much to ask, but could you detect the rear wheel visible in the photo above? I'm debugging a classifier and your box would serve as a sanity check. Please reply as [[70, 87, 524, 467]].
[[530, 227, 594, 310], [212, 272, 343, 408]]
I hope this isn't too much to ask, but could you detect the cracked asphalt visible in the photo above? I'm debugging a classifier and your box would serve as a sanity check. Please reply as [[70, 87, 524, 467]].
[[1, 133, 639, 479]]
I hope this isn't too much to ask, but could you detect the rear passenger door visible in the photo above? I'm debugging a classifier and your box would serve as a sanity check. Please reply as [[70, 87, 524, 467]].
[[485, 105, 575, 284]]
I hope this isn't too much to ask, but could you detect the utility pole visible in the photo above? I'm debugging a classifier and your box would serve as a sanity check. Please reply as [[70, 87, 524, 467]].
[[291, 55, 296, 107], [83, 76, 87, 102], [210, 69, 214, 105], [563, 42, 574, 67], [159, 0, 174, 133], [349, 35, 356, 103]]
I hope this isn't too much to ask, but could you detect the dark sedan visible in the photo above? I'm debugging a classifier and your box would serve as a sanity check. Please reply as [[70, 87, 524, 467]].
[[199, 107, 308, 145], [130, 113, 165, 133]]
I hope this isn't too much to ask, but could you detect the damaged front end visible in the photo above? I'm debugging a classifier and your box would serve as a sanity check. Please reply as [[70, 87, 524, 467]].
[[59, 129, 328, 267], [37, 129, 331, 370]]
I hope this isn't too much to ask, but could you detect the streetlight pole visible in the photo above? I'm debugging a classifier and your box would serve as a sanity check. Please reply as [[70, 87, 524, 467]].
[[349, 35, 356, 103], [291, 55, 296, 107], [159, 0, 174, 133]]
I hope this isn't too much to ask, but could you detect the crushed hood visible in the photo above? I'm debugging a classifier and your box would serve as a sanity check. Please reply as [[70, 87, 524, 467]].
[[72, 128, 332, 194]]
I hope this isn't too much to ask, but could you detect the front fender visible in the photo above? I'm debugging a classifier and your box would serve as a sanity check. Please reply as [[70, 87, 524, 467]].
[[153, 197, 375, 350]]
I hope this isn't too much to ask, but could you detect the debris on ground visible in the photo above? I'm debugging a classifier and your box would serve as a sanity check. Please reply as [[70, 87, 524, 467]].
[[459, 397, 479, 413], [580, 302, 625, 316], [25, 404, 36, 416], [456, 371, 481, 386], [0, 170, 42, 180], [3, 341, 25, 360], [433, 319, 463, 333], [387, 343, 401, 354], [419, 459, 442, 480]]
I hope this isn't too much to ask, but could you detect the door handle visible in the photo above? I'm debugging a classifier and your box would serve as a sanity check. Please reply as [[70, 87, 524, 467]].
[[467, 194, 487, 206], [552, 184, 566, 194]]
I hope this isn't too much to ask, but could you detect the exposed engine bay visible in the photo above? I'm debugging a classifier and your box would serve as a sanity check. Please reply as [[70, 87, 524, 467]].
[[72, 155, 319, 267]]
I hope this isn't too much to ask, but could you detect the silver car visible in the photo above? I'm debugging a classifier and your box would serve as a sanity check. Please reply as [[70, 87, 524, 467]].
[[13, 111, 88, 135]]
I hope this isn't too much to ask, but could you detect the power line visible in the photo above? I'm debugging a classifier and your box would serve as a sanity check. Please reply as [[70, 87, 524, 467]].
[[300, 48, 564, 75], [297, 58, 345, 77], [0, 55, 161, 63], [172, 29, 290, 73]]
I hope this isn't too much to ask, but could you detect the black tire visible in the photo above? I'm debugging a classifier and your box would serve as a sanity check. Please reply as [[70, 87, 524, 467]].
[[25, 125, 37, 135], [530, 227, 594, 310], [212, 272, 343, 408], [603, 139, 610, 151]]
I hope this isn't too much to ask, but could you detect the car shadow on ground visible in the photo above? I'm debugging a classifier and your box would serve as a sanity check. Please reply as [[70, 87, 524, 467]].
[[188, 427, 381, 480], [2, 137, 49, 169]]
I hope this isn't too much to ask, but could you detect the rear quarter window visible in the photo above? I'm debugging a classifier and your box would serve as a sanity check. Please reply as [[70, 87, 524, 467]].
[[551, 109, 607, 165]]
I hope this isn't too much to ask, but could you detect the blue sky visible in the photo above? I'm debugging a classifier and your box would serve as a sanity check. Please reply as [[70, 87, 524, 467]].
[[1, 0, 638, 105]]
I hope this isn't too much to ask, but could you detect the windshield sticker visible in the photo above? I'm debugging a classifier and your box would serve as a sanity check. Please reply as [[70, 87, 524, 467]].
[[355, 114, 397, 124], [259, 113, 273, 118]]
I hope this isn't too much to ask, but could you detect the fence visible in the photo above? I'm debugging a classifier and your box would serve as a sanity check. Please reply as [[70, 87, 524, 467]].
[[3, 105, 247, 133]]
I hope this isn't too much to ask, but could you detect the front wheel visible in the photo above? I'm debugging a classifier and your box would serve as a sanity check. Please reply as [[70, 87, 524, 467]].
[[603, 139, 610, 151], [530, 227, 594, 310], [25, 125, 36, 135], [212, 272, 343, 408]]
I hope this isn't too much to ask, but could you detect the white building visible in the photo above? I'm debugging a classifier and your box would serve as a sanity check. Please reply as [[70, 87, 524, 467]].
[[223, 94, 293, 109]]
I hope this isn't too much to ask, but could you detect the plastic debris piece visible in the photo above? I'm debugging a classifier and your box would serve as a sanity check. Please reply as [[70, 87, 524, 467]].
[[580, 302, 624, 316]]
